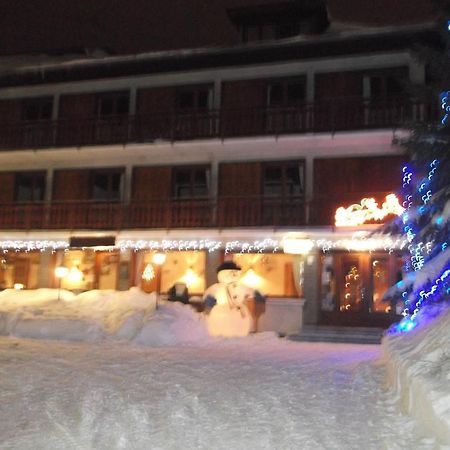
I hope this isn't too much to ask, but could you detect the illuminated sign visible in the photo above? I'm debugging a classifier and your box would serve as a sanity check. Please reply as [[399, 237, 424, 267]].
[[335, 194, 404, 227]]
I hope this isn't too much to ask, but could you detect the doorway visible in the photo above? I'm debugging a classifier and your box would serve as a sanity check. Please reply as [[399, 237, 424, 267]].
[[320, 252, 401, 327]]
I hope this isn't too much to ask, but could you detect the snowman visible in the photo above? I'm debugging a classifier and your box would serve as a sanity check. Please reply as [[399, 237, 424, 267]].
[[203, 261, 264, 337]]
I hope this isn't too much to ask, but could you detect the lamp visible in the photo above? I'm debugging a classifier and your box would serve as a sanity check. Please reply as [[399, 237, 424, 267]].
[[67, 266, 83, 284], [55, 266, 68, 301], [152, 252, 167, 309], [152, 252, 167, 266], [183, 267, 198, 288]]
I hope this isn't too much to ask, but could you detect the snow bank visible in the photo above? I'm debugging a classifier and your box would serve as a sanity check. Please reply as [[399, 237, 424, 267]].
[[0, 288, 210, 346], [382, 303, 450, 444]]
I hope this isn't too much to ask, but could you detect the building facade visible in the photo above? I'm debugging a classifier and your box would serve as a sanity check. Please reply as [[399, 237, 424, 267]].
[[0, 1, 440, 331]]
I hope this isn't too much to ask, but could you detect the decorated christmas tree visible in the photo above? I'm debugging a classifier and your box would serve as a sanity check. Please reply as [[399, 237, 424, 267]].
[[386, 14, 450, 332]]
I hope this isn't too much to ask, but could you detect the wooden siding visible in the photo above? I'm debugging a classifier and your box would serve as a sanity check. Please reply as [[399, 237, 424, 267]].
[[0, 100, 22, 123], [137, 87, 176, 114], [312, 155, 405, 224], [52, 169, 91, 201], [0, 172, 15, 203], [221, 79, 266, 136], [59, 94, 97, 118], [218, 162, 263, 226], [222, 80, 266, 109], [58, 94, 98, 145], [132, 166, 172, 200], [315, 71, 363, 100], [219, 162, 262, 196]]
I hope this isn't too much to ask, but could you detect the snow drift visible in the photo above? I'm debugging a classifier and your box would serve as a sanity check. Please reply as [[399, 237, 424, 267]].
[[0, 288, 210, 346], [382, 303, 450, 444]]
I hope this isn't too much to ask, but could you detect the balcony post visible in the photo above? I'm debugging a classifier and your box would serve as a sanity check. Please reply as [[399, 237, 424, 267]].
[[210, 159, 219, 226], [129, 87, 137, 141], [43, 168, 54, 227], [51, 94, 60, 145]]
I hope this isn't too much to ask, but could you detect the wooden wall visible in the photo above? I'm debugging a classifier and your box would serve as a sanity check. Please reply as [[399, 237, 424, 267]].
[[132, 166, 172, 200], [52, 169, 91, 201], [59, 94, 97, 118], [0, 172, 15, 203], [312, 155, 405, 224], [137, 87, 176, 115], [221, 79, 267, 136], [0, 100, 22, 123], [219, 162, 262, 197]]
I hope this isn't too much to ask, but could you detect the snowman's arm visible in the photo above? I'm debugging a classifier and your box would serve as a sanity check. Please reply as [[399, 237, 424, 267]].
[[203, 295, 217, 312], [254, 290, 266, 303]]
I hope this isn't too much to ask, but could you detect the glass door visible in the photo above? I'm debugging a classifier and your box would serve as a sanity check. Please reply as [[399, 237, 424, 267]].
[[339, 256, 364, 313], [370, 257, 391, 314], [320, 252, 401, 327]]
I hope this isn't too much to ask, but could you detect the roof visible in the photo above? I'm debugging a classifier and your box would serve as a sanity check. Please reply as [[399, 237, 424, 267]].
[[0, 23, 440, 88]]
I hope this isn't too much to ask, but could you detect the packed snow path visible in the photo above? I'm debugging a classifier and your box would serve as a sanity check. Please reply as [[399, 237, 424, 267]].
[[0, 336, 437, 450]]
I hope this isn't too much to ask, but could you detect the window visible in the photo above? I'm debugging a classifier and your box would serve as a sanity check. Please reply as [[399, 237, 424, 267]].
[[263, 162, 304, 197], [15, 172, 45, 202], [172, 167, 210, 199], [176, 86, 212, 111], [22, 98, 52, 121], [228, 3, 328, 43], [98, 92, 129, 117], [91, 170, 123, 201], [267, 78, 306, 107]]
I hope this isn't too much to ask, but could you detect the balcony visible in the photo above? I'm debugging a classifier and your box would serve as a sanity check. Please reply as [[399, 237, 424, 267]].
[[0, 192, 393, 230], [0, 96, 437, 150]]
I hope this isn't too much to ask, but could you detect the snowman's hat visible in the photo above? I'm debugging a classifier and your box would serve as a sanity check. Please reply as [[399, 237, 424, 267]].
[[216, 261, 241, 273]]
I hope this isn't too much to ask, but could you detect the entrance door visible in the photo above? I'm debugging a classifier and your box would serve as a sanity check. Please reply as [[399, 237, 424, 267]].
[[320, 252, 400, 327]]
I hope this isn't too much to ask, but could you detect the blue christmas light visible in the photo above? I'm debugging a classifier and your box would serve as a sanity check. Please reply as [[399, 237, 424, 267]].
[[441, 91, 450, 126], [394, 156, 450, 332], [391, 317, 416, 333]]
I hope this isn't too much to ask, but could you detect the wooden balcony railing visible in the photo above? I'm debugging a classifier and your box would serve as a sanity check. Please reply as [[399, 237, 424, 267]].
[[0, 96, 438, 150], [0, 192, 395, 230]]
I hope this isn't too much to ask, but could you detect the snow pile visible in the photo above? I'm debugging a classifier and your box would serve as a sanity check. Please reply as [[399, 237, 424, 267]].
[[0, 288, 210, 346], [382, 303, 450, 444], [134, 301, 210, 346]]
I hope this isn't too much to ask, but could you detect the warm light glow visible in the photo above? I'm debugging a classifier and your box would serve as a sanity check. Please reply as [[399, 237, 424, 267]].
[[142, 264, 155, 281], [283, 238, 314, 255], [13, 283, 24, 290], [335, 194, 404, 227], [55, 266, 69, 279], [67, 266, 83, 283], [182, 268, 198, 288], [240, 268, 263, 288], [152, 252, 167, 265]]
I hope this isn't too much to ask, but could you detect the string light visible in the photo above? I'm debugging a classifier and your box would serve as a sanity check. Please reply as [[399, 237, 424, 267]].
[[117, 239, 222, 253], [0, 240, 69, 251], [394, 156, 450, 332], [0, 236, 408, 254], [441, 91, 450, 126]]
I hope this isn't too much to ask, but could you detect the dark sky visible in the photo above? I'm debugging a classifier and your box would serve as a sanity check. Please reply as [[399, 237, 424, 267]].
[[0, 0, 437, 56]]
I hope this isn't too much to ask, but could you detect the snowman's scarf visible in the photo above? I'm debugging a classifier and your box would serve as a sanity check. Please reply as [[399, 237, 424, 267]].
[[225, 284, 247, 318]]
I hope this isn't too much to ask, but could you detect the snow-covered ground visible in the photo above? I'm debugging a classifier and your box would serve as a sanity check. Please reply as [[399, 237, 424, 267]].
[[0, 288, 446, 449], [382, 303, 450, 446]]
